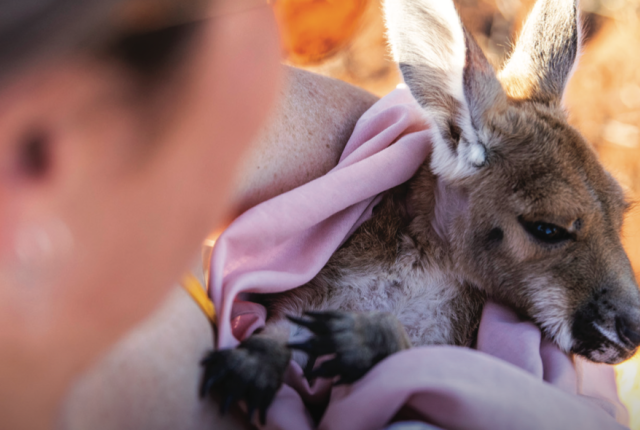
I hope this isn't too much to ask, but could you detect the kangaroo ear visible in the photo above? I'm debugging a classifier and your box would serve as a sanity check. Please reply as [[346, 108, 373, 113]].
[[384, 0, 505, 180], [499, 0, 580, 105]]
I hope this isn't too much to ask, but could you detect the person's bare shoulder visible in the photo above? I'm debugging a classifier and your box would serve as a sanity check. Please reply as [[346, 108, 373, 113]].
[[60, 287, 252, 430], [231, 66, 379, 214]]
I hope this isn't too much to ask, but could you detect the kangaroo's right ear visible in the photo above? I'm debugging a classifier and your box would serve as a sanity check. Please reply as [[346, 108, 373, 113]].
[[384, 0, 505, 181]]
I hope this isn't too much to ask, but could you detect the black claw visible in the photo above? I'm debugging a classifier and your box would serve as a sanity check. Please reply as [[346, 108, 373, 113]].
[[286, 314, 311, 325], [304, 355, 318, 378], [199, 375, 209, 398], [259, 407, 267, 426], [200, 357, 232, 398], [333, 376, 354, 386], [246, 403, 257, 424], [304, 310, 342, 320], [217, 369, 250, 416], [200, 376, 215, 398], [311, 358, 341, 379], [200, 371, 224, 398], [286, 314, 329, 334], [289, 338, 335, 357], [245, 387, 262, 424], [287, 341, 313, 353], [259, 393, 274, 426]]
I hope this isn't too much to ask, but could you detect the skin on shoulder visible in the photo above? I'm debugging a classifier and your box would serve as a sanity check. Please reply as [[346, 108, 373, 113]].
[[60, 66, 379, 430], [231, 66, 379, 215]]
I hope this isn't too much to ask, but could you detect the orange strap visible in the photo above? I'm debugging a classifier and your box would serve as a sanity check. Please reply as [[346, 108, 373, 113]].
[[181, 273, 216, 324]]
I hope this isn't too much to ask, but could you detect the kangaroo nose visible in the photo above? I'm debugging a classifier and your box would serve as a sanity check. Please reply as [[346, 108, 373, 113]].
[[616, 316, 640, 348]]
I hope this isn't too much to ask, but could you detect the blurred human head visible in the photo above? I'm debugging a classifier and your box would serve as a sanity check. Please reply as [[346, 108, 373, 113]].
[[0, 0, 281, 427]]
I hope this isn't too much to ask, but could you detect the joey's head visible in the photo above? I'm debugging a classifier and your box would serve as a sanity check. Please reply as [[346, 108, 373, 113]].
[[385, 0, 640, 363]]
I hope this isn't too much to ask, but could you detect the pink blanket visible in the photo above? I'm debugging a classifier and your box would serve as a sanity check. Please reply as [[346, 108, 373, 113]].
[[209, 87, 629, 429]]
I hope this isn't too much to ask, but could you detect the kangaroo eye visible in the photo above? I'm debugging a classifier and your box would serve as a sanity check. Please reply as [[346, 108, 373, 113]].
[[519, 218, 572, 244]]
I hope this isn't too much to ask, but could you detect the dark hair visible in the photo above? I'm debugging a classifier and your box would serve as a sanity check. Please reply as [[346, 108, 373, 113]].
[[0, 0, 208, 85]]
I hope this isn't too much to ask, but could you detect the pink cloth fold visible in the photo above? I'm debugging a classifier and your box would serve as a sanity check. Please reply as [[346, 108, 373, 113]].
[[208, 87, 629, 429]]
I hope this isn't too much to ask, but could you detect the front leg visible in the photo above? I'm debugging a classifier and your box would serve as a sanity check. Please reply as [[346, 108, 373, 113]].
[[200, 324, 291, 425], [288, 310, 411, 384]]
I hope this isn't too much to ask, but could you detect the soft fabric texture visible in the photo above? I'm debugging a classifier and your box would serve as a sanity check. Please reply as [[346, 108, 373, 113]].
[[208, 87, 629, 429]]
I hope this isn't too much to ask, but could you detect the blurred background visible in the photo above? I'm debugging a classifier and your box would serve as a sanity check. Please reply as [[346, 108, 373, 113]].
[[272, 0, 640, 426]]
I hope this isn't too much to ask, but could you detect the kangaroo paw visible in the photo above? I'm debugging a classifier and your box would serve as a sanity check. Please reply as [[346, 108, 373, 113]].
[[288, 310, 411, 384], [200, 336, 291, 425]]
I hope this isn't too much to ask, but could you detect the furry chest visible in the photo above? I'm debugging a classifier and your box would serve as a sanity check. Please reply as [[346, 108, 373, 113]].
[[310, 263, 473, 346]]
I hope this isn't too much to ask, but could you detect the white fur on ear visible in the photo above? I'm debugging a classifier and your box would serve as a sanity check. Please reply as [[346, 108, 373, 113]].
[[385, 0, 467, 106], [384, 0, 488, 181], [427, 121, 486, 183]]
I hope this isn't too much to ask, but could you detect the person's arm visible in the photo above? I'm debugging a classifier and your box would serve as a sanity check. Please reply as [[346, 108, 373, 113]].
[[59, 66, 378, 430], [61, 287, 251, 430]]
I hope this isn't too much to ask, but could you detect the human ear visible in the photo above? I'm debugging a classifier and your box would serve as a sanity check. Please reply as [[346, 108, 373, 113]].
[[0, 61, 126, 287]]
